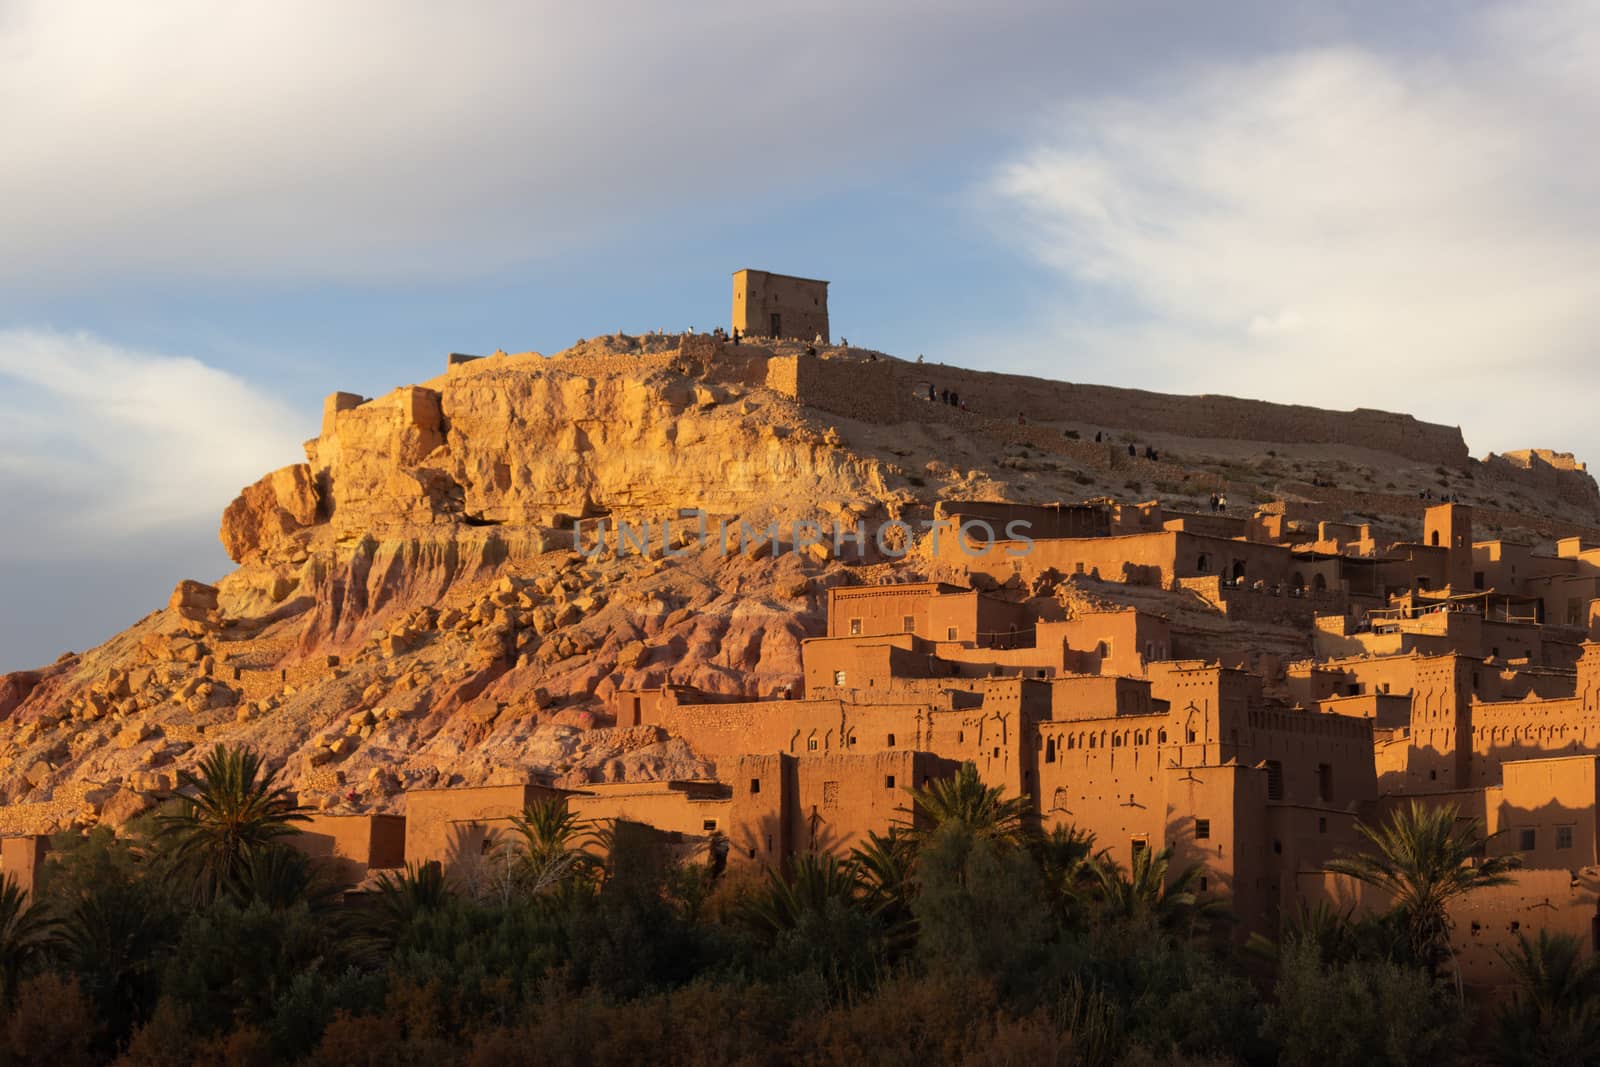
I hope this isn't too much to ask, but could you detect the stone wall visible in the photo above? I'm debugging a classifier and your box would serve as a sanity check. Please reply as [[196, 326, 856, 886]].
[[764, 353, 1471, 467]]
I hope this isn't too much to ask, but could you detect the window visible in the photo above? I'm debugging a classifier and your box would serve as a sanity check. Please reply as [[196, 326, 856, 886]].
[[1317, 763, 1334, 803], [833, 670, 846, 686], [902, 615, 915, 633], [1318, 816, 1328, 834], [1045, 738, 1056, 763], [1195, 819, 1211, 840], [1131, 838, 1148, 856], [1558, 825, 1575, 850], [750, 777, 761, 794], [958, 730, 965, 743], [1011, 559, 1023, 575], [702, 819, 718, 831], [1519, 828, 1537, 852], [885, 775, 896, 789], [886, 733, 897, 747], [1265, 760, 1284, 801], [946, 626, 958, 640], [1097, 640, 1111, 658], [849, 618, 862, 636], [807, 737, 819, 752], [848, 734, 857, 747], [1474, 571, 1485, 589], [1075, 561, 1085, 574]]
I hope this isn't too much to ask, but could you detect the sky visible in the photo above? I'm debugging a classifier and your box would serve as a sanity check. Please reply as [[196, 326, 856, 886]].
[[2, 0, 1597, 671]]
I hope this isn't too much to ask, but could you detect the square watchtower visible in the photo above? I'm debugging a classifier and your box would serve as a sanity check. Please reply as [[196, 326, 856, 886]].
[[732, 269, 829, 342]]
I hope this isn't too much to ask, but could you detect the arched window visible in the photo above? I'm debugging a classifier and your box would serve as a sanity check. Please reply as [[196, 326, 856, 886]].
[[1045, 738, 1057, 763], [1231, 560, 1246, 582], [1158, 728, 1168, 744], [1197, 553, 1211, 574], [1314, 573, 1327, 592], [1291, 571, 1305, 592]]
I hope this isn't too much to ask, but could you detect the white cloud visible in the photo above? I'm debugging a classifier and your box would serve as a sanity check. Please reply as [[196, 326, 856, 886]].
[[983, 0, 1600, 461], [0, 328, 313, 558], [0, 0, 1114, 288]]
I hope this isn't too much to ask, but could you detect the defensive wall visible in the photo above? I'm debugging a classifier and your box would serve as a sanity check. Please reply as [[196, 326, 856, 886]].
[[763, 352, 1471, 468]]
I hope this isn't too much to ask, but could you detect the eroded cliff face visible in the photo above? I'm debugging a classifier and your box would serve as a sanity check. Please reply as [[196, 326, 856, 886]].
[[0, 338, 915, 832]]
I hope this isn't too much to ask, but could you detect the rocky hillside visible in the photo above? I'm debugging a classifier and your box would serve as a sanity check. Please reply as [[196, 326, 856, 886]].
[[1, 333, 1595, 834]]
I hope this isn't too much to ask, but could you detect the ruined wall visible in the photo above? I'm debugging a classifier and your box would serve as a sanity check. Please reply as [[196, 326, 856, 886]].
[[1483, 450, 1600, 515], [768, 354, 1471, 466]]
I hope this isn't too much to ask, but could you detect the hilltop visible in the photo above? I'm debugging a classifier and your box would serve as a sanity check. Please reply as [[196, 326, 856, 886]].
[[0, 332, 1595, 833]]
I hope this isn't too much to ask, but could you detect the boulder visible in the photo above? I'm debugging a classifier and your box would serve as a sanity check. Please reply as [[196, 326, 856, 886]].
[[99, 788, 157, 830], [168, 580, 220, 619]]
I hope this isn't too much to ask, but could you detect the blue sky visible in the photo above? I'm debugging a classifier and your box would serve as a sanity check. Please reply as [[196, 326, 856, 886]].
[[2, 0, 1597, 670]]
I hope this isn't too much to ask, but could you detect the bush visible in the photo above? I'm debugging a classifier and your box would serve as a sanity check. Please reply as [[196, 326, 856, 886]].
[[1263, 939, 1464, 1066]]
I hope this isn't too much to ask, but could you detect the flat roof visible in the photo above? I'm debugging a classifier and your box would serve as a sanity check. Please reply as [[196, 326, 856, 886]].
[[733, 268, 830, 285]]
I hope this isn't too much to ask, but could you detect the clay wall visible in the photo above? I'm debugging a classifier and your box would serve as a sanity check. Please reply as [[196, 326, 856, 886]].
[[1060, 609, 1170, 674], [291, 814, 406, 886], [1048, 675, 1154, 721], [827, 583, 953, 639], [788, 751, 951, 855], [403, 783, 566, 875], [0, 835, 49, 898], [1468, 697, 1600, 787], [1449, 870, 1600, 992], [937, 500, 1111, 541], [1482, 756, 1600, 867], [568, 781, 733, 842], [769, 355, 1470, 466]]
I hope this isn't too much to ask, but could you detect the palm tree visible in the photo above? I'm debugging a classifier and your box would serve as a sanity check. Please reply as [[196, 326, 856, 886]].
[[374, 860, 450, 925], [1091, 845, 1222, 932], [739, 851, 862, 934], [493, 797, 598, 901], [1492, 930, 1600, 1067], [0, 876, 57, 1006], [1325, 800, 1518, 971], [899, 762, 1031, 845], [1037, 824, 1099, 925], [848, 829, 917, 948], [155, 744, 309, 905]]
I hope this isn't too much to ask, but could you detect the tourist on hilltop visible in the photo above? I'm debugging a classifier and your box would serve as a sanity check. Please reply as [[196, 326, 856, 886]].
[[960, 400, 968, 411], [1209, 492, 1219, 513], [1218, 493, 1229, 511], [928, 384, 936, 401], [1094, 431, 1103, 442], [1018, 412, 1027, 425], [950, 390, 959, 407], [1128, 443, 1137, 457], [917, 354, 924, 363]]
